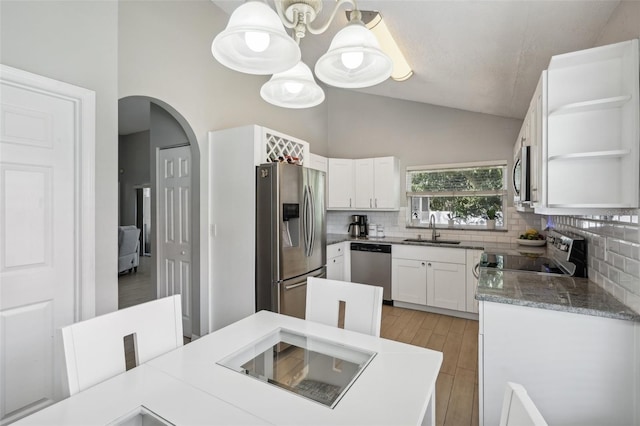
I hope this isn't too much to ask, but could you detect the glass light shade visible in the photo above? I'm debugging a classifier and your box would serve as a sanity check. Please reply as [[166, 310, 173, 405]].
[[211, 1, 301, 75], [260, 62, 325, 109], [315, 21, 393, 88]]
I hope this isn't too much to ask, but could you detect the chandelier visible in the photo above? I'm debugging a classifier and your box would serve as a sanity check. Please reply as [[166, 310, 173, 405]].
[[211, 0, 398, 109]]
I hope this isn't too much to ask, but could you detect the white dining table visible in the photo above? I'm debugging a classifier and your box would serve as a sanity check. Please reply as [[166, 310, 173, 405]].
[[147, 310, 443, 426], [13, 363, 269, 425], [15, 310, 442, 426]]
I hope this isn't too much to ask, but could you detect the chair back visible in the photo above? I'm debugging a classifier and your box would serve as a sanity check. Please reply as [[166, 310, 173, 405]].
[[306, 277, 383, 336], [118, 225, 140, 256], [499, 382, 548, 426], [61, 295, 183, 396]]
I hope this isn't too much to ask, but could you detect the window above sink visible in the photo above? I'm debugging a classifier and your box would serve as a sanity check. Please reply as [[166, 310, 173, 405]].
[[406, 161, 508, 229]]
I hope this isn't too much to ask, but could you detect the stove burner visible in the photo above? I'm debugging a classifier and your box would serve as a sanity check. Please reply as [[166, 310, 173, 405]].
[[480, 253, 568, 276]]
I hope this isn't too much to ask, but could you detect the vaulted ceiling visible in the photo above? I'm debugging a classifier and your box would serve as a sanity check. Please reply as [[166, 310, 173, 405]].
[[213, 0, 623, 119]]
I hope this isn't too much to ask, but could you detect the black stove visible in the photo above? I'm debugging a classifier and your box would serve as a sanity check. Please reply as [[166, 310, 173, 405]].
[[480, 229, 587, 277], [480, 253, 566, 275]]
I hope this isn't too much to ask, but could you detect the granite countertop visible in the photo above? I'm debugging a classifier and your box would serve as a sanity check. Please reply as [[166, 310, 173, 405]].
[[326, 233, 546, 254], [476, 268, 640, 322]]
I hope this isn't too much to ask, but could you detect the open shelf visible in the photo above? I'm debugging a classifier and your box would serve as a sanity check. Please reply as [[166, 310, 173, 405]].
[[549, 95, 632, 116], [548, 149, 631, 161]]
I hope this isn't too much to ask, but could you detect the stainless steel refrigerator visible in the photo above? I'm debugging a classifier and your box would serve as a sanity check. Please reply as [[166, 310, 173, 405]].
[[256, 162, 326, 319]]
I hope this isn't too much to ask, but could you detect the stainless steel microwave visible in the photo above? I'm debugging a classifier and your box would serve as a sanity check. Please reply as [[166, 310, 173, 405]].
[[513, 145, 531, 204]]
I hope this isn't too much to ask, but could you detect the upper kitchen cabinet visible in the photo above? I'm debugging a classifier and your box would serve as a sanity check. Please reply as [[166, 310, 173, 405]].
[[327, 158, 355, 209], [328, 156, 400, 210], [307, 153, 328, 173], [546, 39, 639, 208]]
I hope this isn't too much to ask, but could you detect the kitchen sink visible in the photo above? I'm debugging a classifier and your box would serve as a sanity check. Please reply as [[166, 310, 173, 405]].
[[403, 239, 461, 245]]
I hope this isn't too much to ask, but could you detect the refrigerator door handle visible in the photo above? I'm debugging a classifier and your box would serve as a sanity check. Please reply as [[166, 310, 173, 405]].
[[284, 281, 307, 291], [303, 183, 314, 257], [302, 184, 309, 257], [307, 184, 315, 256]]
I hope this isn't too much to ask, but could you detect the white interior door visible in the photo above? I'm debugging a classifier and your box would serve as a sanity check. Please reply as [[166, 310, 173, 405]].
[[0, 66, 95, 424], [157, 146, 192, 337]]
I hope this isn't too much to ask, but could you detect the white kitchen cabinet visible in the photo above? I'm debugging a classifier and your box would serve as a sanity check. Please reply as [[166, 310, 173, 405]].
[[529, 72, 546, 208], [427, 261, 466, 311], [326, 242, 346, 281], [354, 157, 400, 210], [514, 71, 547, 212], [465, 250, 482, 314], [392, 258, 427, 304], [327, 158, 355, 209], [328, 156, 399, 210], [392, 245, 466, 312], [545, 38, 639, 208], [307, 153, 328, 173], [479, 301, 637, 426]]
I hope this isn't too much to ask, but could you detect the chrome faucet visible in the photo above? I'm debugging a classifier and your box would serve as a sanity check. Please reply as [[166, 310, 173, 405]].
[[429, 214, 440, 241]]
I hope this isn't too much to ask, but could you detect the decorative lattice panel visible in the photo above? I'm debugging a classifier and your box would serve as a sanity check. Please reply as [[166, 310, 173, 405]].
[[265, 132, 306, 165]]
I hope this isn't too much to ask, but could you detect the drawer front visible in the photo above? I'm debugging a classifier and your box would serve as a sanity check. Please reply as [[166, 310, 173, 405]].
[[327, 242, 345, 259], [392, 244, 465, 264]]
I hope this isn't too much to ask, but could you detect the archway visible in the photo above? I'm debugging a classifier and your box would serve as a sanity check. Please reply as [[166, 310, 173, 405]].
[[118, 96, 201, 337]]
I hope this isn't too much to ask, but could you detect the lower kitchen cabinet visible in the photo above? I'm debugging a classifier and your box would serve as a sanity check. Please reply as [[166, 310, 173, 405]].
[[479, 301, 637, 425], [327, 242, 347, 281], [392, 258, 427, 304], [427, 261, 466, 311], [391, 245, 468, 313]]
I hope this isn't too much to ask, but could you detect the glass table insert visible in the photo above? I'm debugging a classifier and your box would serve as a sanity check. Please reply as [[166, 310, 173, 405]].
[[217, 328, 376, 408]]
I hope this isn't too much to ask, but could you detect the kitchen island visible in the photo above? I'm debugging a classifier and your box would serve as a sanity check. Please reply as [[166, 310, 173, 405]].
[[476, 268, 640, 426]]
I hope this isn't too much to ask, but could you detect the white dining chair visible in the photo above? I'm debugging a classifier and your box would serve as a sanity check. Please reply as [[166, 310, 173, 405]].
[[306, 277, 383, 336], [61, 294, 183, 396], [499, 382, 548, 426]]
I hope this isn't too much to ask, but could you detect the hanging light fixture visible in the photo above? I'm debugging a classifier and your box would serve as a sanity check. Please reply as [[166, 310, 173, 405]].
[[212, 0, 397, 108], [260, 61, 325, 108], [315, 10, 392, 89], [211, 1, 301, 75]]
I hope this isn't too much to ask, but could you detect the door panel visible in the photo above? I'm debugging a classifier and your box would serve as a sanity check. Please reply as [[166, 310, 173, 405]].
[[0, 73, 82, 423], [158, 146, 192, 336]]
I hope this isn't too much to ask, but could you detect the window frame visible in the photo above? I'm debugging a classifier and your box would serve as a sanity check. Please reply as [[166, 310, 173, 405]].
[[406, 160, 508, 229]]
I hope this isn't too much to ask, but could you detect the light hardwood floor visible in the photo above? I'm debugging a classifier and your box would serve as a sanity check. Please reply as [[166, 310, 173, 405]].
[[380, 305, 479, 426], [118, 264, 478, 425]]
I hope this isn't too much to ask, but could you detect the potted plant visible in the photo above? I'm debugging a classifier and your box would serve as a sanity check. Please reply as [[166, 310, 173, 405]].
[[485, 207, 498, 230], [446, 212, 456, 227]]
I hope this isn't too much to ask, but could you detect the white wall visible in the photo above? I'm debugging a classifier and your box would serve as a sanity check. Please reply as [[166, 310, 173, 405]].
[[118, 1, 329, 333], [595, 1, 640, 47], [327, 88, 521, 165], [0, 0, 119, 315]]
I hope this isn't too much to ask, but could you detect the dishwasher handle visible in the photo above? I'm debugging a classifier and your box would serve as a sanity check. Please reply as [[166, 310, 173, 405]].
[[350, 243, 392, 254]]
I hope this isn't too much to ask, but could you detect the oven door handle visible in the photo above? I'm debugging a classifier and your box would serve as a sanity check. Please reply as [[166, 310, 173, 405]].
[[473, 262, 480, 279]]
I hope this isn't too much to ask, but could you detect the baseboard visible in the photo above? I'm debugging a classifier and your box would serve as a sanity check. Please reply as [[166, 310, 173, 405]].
[[394, 301, 479, 321]]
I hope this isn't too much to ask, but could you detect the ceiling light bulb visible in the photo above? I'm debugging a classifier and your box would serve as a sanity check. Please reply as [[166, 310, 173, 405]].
[[284, 81, 304, 94], [341, 51, 364, 70], [244, 31, 270, 53]]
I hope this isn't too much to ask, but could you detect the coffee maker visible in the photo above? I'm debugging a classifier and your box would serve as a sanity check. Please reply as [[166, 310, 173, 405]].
[[348, 214, 368, 238], [357, 215, 368, 238], [348, 215, 360, 238]]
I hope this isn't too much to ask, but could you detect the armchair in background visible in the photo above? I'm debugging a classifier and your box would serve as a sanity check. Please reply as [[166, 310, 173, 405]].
[[118, 225, 140, 274]]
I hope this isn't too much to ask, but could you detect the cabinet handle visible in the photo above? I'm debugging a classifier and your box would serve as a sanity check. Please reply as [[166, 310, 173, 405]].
[[349, 198, 352, 208], [428, 263, 432, 267], [421, 262, 426, 266], [375, 198, 378, 208], [370, 198, 372, 208], [333, 259, 336, 263], [338, 248, 341, 252]]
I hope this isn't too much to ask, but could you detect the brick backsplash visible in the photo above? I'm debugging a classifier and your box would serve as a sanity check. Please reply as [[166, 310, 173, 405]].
[[551, 212, 640, 314], [327, 208, 640, 314]]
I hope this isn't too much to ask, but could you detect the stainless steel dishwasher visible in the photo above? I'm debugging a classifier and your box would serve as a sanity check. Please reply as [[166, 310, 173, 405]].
[[350, 243, 392, 302]]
